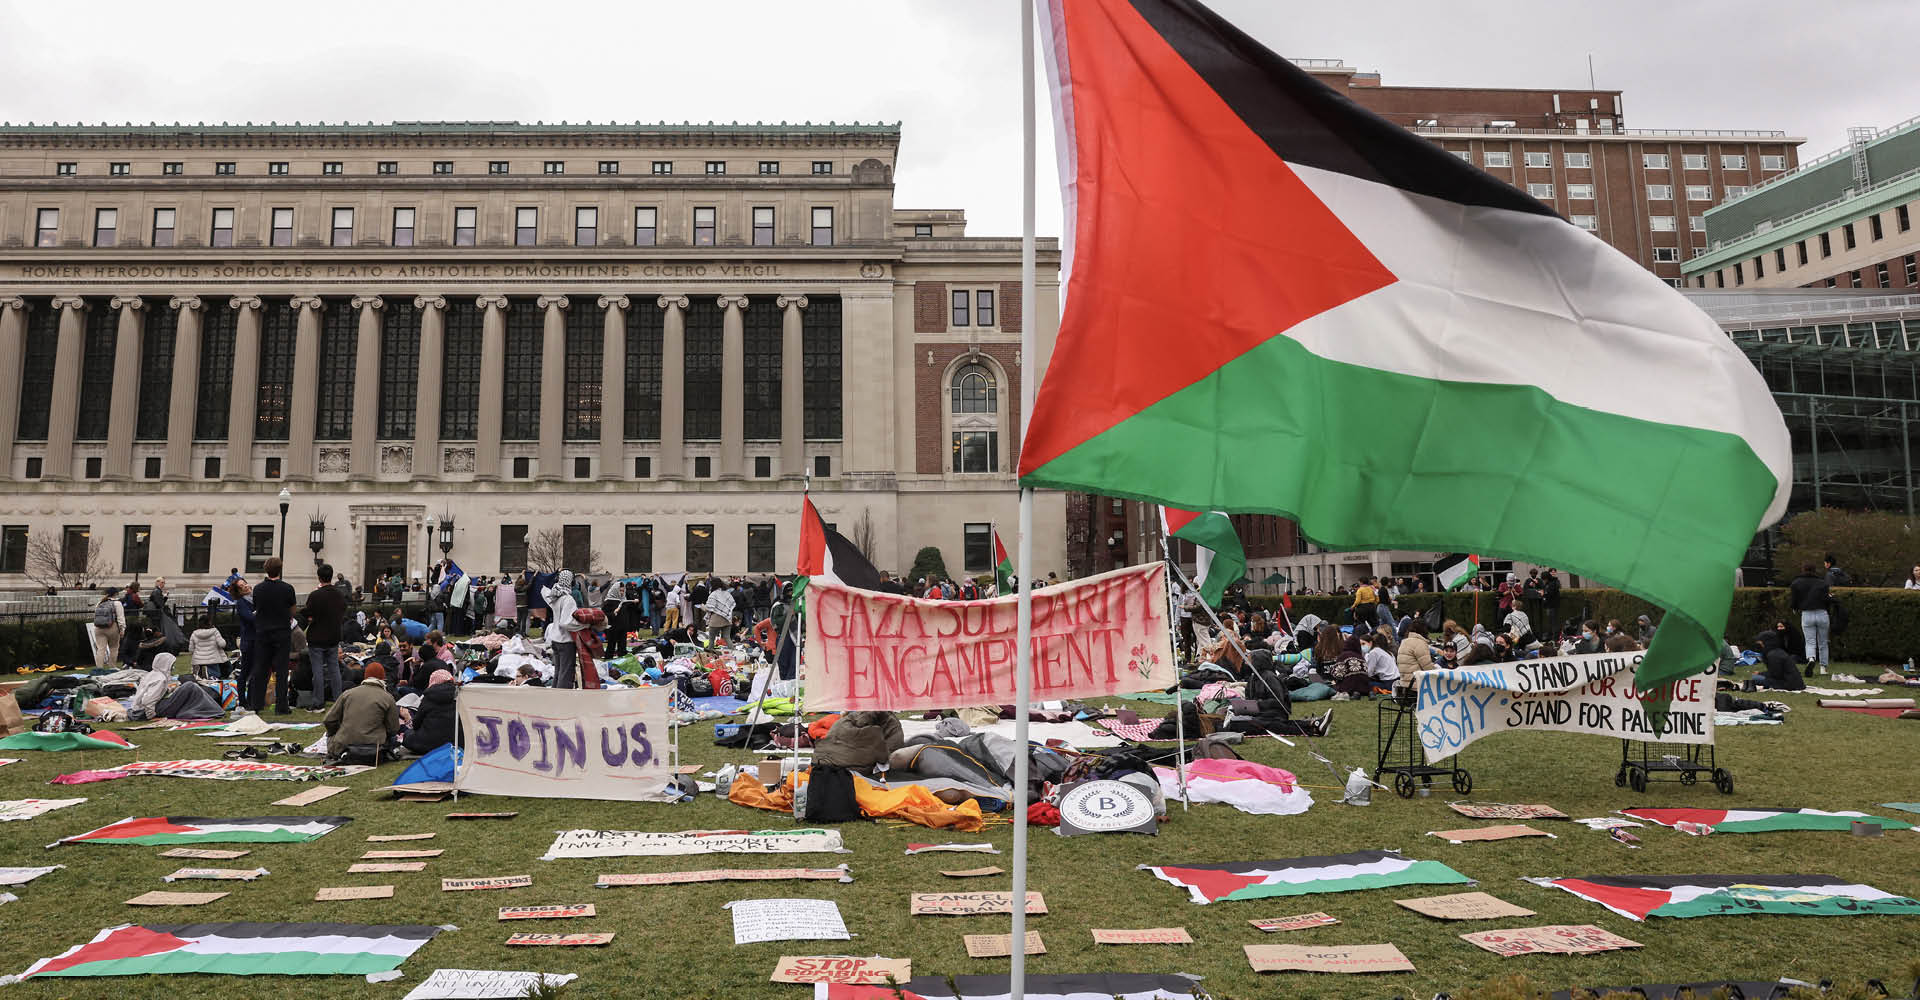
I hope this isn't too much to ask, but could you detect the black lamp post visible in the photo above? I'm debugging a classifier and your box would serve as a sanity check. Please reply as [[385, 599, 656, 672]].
[[424, 515, 436, 581], [438, 515, 455, 557], [308, 516, 325, 564], [276, 487, 291, 562]]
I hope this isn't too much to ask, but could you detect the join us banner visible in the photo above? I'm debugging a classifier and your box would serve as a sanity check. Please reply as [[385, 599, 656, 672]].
[[802, 563, 1176, 712], [454, 686, 670, 799]]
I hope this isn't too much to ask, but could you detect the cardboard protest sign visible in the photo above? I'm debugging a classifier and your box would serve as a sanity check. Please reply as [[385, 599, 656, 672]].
[[0, 865, 63, 886], [499, 904, 596, 920], [940, 867, 1006, 878], [1413, 652, 1713, 763], [726, 898, 850, 944], [769, 956, 912, 985], [964, 931, 1046, 958], [1092, 927, 1193, 945], [1449, 803, 1569, 820], [162, 867, 268, 881], [316, 885, 394, 900], [351, 862, 428, 873], [596, 867, 851, 887], [910, 892, 1047, 916], [362, 849, 445, 859], [126, 890, 227, 906], [1249, 912, 1339, 932], [1428, 824, 1557, 844], [367, 832, 436, 842], [446, 812, 518, 820], [1396, 892, 1537, 921], [442, 875, 533, 891], [1245, 943, 1415, 973], [400, 970, 579, 1000], [1460, 924, 1642, 957], [160, 848, 250, 860], [272, 785, 348, 807], [541, 828, 846, 860], [804, 564, 1175, 711], [504, 932, 614, 947], [0, 798, 86, 822], [455, 686, 670, 800]]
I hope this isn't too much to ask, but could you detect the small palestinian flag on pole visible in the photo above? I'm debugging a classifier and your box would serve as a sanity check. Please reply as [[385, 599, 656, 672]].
[[795, 494, 885, 594], [818, 973, 1202, 1000], [1159, 506, 1245, 607], [1620, 807, 1913, 835], [52, 816, 351, 847], [1529, 874, 1920, 921], [1435, 553, 1481, 592], [1141, 849, 1471, 904], [992, 525, 1014, 596], [18, 922, 445, 978]]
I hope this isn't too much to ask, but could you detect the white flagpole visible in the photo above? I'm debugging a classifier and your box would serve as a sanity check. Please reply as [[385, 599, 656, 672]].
[[1010, 0, 1037, 993]]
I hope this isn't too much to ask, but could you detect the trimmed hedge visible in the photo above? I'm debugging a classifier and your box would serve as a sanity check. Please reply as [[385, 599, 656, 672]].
[[1248, 587, 1919, 663], [0, 618, 93, 670]]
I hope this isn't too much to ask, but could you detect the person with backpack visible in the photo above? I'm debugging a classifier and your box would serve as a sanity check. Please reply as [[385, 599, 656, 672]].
[[1788, 563, 1832, 677], [91, 588, 125, 670]]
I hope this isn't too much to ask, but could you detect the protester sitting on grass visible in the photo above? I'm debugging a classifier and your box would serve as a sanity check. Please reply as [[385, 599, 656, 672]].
[[1745, 629, 1806, 692], [1360, 628, 1400, 693], [1396, 619, 1433, 678], [1604, 632, 1641, 653], [1329, 633, 1371, 700], [323, 662, 400, 763], [402, 669, 457, 757], [1244, 612, 1272, 645], [1436, 620, 1471, 667], [1288, 613, 1323, 654], [1571, 620, 1604, 655]]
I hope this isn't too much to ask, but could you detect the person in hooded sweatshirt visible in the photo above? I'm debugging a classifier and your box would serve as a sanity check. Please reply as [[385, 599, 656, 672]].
[[545, 570, 581, 689], [1747, 630, 1806, 692]]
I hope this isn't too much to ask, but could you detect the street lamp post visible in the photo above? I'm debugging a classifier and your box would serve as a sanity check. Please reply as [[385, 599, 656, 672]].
[[424, 515, 436, 583], [277, 487, 291, 563]]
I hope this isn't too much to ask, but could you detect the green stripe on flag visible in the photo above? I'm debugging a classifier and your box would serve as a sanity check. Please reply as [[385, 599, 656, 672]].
[[1715, 814, 1912, 834], [1219, 860, 1473, 901], [38, 950, 407, 978], [83, 831, 324, 846], [1652, 888, 1920, 919]]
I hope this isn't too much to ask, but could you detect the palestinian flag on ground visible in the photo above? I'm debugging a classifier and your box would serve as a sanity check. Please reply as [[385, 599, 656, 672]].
[[992, 526, 1014, 595], [1141, 849, 1470, 905], [0, 730, 134, 752], [52, 816, 350, 847], [1621, 807, 1913, 834], [1159, 507, 1244, 606], [1434, 553, 1481, 592], [818, 973, 1199, 1000], [795, 494, 885, 594], [1529, 874, 1920, 921], [1021, 0, 1791, 702], [19, 922, 443, 978]]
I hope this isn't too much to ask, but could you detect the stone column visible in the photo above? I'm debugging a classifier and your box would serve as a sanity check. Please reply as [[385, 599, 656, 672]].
[[411, 296, 446, 481], [777, 294, 809, 479], [537, 295, 569, 480], [474, 295, 508, 480], [102, 296, 145, 480], [163, 297, 202, 481], [657, 295, 688, 480], [284, 296, 324, 480], [348, 296, 383, 479], [0, 298, 27, 461], [43, 297, 87, 481], [597, 295, 628, 480], [717, 294, 749, 479], [224, 296, 263, 480]]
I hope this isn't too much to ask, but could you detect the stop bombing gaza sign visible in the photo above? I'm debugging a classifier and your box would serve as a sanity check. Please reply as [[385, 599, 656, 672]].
[[1412, 651, 1714, 763]]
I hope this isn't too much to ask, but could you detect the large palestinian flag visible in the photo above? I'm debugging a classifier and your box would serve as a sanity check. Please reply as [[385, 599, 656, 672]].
[[1622, 807, 1913, 835], [1141, 849, 1470, 904], [818, 974, 1199, 999], [1529, 874, 1920, 921], [1021, 0, 1792, 700], [52, 816, 350, 847], [18, 922, 443, 978], [1160, 507, 1244, 606], [796, 494, 885, 591]]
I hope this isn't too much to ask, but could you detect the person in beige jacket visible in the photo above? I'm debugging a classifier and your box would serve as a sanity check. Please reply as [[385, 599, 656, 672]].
[[1395, 620, 1434, 693], [187, 614, 229, 679], [91, 588, 126, 669]]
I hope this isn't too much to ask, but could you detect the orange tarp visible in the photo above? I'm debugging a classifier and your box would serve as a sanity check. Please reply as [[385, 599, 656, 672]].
[[728, 770, 985, 832]]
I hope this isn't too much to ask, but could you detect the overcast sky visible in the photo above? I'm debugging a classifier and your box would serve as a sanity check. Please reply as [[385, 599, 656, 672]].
[[1, 0, 1909, 238]]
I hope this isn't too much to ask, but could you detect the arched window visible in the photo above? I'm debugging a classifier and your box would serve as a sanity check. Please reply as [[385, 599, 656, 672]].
[[949, 363, 1000, 473]]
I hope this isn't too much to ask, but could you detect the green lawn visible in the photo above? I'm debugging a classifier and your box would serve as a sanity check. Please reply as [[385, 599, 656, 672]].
[[0, 667, 1916, 999]]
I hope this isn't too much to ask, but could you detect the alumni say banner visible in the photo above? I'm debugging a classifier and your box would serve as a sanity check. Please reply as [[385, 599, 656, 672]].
[[803, 563, 1175, 712], [1413, 651, 1714, 763], [455, 686, 670, 799]]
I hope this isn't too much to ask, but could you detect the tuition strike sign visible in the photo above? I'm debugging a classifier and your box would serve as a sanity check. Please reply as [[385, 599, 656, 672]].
[[804, 563, 1175, 712], [1413, 651, 1714, 763], [455, 686, 669, 800]]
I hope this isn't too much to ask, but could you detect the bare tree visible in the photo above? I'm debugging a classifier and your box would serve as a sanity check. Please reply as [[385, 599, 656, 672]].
[[849, 508, 877, 563], [525, 528, 602, 575], [25, 530, 114, 591]]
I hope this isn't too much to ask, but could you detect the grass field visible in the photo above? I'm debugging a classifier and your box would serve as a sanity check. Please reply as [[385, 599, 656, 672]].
[[0, 666, 1916, 999]]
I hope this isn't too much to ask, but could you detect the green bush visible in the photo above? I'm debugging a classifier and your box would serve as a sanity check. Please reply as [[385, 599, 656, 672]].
[[907, 546, 949, 586], [0, 618, 94, 671]]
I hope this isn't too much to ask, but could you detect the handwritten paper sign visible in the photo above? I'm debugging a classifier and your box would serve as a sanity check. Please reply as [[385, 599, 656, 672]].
[[1449, 803, 1569, 820], [126, 890, 227, 906], [904, 843, 999, 854], [1249, 912, 1340, 933], [910, 891, 1047, 916], [1092, 927, 1193, 945], [443, 875, 533, 892], [0, 866, 63, 886], [1460, 925, 1642, 957], [400, 970, 579, 1000], [596, 867, 851, 887], [162, 867, 267, 881], [0, 798, 86, 822], [352, 862, 428, 873], [770, 956, 912, 985], [965, 931, 1046, 958], [940, 867, 1006, 878], [363, 849, 444, 859], [499, 904, 596, 920], [316, 885, 394, 900], [804, 564, 1175, 711], [1428, 824, 1557, 844], [1246, 943, 1415, 974], [1396, 892, 1537, 921], [1413, 652, 1713, 763], [368, 832, 436, 842], [541, 828, 846, 860], [272, 785, 348, 807], [455, 686, 670, 800], [505, 932, 614, 947], [446, 812, 518, 820], [726, 898, 851, 944], [160, 848, 250, 860]]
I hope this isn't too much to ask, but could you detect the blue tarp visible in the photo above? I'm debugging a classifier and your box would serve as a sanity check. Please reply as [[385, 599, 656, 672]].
[[393, 742, 458, 785]]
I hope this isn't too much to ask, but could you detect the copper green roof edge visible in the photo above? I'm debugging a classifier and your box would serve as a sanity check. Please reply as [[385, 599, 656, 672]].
[[0, 120, 902, 136], [1681, 170, 1920, 275]]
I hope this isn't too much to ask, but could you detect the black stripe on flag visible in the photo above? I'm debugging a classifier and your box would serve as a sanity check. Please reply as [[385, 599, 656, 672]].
[[144, 922, 446, 940], [1150, 849, 1400, 874], [823, 527, 886, 591], [1122, 0, 1558, 218]]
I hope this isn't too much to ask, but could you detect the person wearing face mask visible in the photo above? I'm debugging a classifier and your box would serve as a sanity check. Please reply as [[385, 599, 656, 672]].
[[1573, 620, 1604, 655], [544, 570, 582, 689], [1360, 628, 1400, 693]]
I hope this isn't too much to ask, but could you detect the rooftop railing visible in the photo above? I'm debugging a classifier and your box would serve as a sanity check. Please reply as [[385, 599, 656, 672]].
[[1408, 124, 1788, 139]]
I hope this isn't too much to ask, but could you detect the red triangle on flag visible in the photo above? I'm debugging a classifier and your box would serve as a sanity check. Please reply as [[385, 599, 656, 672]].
[[796, 495, 826, 577]]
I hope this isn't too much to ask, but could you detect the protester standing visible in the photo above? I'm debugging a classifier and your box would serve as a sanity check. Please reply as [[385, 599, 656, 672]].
[[188, 612, 229, 680], [1788, 563, 1832, 677], [91, 587, 125, 669], [545, 570, 581, 689], [249, 558, 298, 714], [302, 563, 348, 707]]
